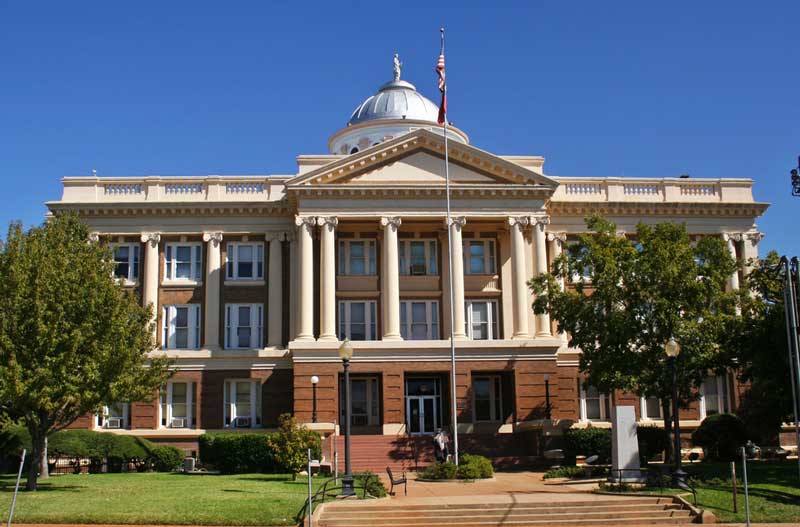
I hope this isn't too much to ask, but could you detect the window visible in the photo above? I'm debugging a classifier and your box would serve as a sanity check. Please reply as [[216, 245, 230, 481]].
[[641, 396, 663, 420], [580, 384, 611, 421], [465, 240, 496, 275], [226, 243, 264, 280], [224, 380, 262, 428], [96, 403, 129, 429], [338, 300, 377, 341], [225, 304, 264, 349], [339, 376, 380, 426], [162, 305, 201, 349], [701, 375, 730, 418], [165, 242, 202, 282], [112, 244, 139, 283], [400, 301, 439, 340], [399, 240, 438, 275], [473, 375, 503, 422], [465, 300, 499, 340], [160, 381, 196, 428], [338, 240, 376, 275]]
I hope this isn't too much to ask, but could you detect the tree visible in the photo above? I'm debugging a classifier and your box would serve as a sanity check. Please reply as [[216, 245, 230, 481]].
[[266, 414, 321, 480], [727, 251, 796, 443], [0, 213, 171, 490], [530, 215, 738, 462]]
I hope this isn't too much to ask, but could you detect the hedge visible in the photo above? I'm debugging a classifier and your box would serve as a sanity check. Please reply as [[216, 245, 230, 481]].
[[0, 425, 179, 472], [199, 433, 277, 474], [691, 413, 749, 461], [419, 454, 494, 480], [564, 425, 670, 465]]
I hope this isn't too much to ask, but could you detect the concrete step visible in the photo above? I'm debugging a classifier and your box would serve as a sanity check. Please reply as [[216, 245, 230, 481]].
[[320, 517, 693, 527], [328, 498, 675, 511], [325, 503, 682, 516]]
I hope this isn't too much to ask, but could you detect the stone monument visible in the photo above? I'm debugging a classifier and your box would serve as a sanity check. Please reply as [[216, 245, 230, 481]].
[[610, 405, 643, 482]]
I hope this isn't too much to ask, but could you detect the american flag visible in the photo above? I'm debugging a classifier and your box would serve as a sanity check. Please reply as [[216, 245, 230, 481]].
[[436, 49, 447, 125]]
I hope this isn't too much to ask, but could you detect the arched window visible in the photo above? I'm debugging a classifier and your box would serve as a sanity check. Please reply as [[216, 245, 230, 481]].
[[350, 147, 359, 154]]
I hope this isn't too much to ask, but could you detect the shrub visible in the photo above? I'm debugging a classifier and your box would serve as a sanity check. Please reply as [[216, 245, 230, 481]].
[[564, 427, 612, 464], [149, 445, 184, 472], [199, 433, 276, 474], [419, 461, 457, 480], [692, 413, 749, 461], [457, 454, 493, 479], [543, 466, 587, 479], [266, 414, 322, 479], [637, 425, 669, 462], [355, 471, 387, 497]]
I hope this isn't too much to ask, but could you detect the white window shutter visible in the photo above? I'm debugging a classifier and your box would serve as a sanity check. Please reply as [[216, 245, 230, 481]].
[[188, 305, 199, 349], [167, 306, 177, 349]]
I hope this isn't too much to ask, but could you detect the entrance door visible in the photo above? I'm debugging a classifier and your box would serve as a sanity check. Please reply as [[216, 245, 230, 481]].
[[407, 396, 438, 434]]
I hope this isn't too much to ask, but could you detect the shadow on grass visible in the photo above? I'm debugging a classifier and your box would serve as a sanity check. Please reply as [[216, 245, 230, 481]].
[[0, 484, 84, 493], [235, 476, 299, 484]]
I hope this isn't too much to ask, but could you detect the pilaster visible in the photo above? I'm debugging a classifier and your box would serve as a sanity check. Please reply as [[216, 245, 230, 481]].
[[202, 231, 223, 350]]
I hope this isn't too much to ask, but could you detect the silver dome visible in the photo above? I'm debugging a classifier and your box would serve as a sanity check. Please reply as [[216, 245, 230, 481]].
[[348, 79, 440, 126]]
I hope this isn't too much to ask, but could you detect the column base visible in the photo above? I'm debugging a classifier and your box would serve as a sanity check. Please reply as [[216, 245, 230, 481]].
[[295, 335, 316, 342], [381, 334, 403, 341], [511, 334, 532, 340], [535, 332, 553, 338], [318, 334, 338, 342], [452, 334, 470, 341]]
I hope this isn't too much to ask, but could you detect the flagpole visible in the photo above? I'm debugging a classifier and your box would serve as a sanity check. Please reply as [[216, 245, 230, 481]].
[[440, 26, 459, 466]]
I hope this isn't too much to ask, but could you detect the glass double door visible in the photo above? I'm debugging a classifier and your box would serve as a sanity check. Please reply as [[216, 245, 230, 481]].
[[406, 396, 439, 434]]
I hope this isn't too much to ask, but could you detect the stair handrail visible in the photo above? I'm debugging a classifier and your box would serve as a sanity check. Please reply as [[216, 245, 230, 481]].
[[295, 473, 379, 525]]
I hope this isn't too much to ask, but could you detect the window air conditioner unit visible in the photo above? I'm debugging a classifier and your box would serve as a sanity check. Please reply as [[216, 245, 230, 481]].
[[106, 418, 122, 429], [410, 264, 426, 276], [234, 416, 251, 428], [170, 417, 186, 428]]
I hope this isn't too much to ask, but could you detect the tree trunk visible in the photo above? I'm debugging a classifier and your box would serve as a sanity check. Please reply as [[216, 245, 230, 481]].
[[662, 399, 673, 465], [38, 436, 49, 480], [25, 430, 45, 491]]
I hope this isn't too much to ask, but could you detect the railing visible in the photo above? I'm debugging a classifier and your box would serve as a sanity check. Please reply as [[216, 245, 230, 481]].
[[295, 473, 378, 524], [607, 467, 697, 506], [551, 177, 756, 204], [58, 175, 282, 204]]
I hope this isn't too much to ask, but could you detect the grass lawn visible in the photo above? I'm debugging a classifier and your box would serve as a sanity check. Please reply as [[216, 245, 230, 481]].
[[625, 460, 800, 523], [0, 472, 325, 526]]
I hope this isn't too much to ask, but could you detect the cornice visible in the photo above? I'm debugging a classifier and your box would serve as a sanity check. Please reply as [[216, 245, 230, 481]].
[[47, 201, 292, 217], [547, 201, 770, 218]]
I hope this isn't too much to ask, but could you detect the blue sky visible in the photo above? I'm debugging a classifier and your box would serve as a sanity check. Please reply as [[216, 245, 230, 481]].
[[1, 1, 797, 256]]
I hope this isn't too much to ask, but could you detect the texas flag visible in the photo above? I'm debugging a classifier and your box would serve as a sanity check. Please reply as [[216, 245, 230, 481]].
[[436, 48, 447, 125]]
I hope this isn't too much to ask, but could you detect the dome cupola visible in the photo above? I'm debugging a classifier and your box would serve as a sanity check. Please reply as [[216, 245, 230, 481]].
[[328, 54, 468, 155]]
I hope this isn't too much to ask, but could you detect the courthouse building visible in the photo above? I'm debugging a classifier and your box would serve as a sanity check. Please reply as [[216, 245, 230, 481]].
[[46, 68, 768, 459]]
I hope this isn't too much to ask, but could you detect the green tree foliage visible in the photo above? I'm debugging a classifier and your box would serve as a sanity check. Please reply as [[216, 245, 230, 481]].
[[0, 213, 172, 490], [265, 414, 322, 479], [727, 251, 796, 443], [530, 215, 738, 459]]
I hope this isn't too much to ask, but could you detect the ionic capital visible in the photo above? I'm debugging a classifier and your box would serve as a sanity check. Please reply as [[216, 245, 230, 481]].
[[723, 232, 743, 243], [88, 232, 100, 244], [547, 231, 567, 243], [745, 231, 764, 246], [202, 232, 224, 247], [266, 231, 288, 242], [140, 232, 161, 248], [294, 215, 317, 231], [380, 216, 402, 230], [316, 216, 338, 230], [529, 216, 550, 232], [507, 216, 530, 230], [446, 216, 467, 231]]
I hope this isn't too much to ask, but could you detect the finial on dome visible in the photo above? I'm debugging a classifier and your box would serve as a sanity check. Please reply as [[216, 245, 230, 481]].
[[393, 53, 402, 81], [92, 168, 97, 177]]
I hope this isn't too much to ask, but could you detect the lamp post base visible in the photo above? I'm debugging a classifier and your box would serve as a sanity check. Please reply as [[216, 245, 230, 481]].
[[340, 474, 355, 497]]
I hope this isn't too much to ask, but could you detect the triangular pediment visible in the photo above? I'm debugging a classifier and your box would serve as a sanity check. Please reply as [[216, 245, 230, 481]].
[[286, 129, 558, 189]]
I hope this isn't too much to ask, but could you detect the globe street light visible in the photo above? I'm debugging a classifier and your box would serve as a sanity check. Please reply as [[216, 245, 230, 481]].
[[543, 374, 552, 420], [310, 376, 319, 424], [338, 339, 355, 497], [665, 337, 687, 484], [791, 156, 800, 197]]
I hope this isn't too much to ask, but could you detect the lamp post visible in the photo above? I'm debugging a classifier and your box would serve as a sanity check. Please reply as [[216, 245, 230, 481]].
[[310, 376, 319, 424], [338, 339, 355, 497], [665, 337, 687, 483], [791, 156, 800, 197], [543, 374, 552, 420]]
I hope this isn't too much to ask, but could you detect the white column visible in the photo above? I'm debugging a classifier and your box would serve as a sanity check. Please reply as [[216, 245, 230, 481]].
[[318, 216, 338, 341], [508, 216, 530, 339], [267, 232, 285, 348], [381, 217, 403, 340], [295, 216, 316, 341], [287, 231, 297, 341], [532, 217, 552, 337], [448, 217, 468, 339], [202, 232, 223, 349], [140, 233, 161, 341], [548, 232, 568, 343], [743, 231, 763, 277], [724, 233, 741, 291]]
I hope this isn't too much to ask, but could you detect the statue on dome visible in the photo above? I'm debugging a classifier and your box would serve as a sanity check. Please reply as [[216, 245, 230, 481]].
[[393, 53, 402, 81]]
